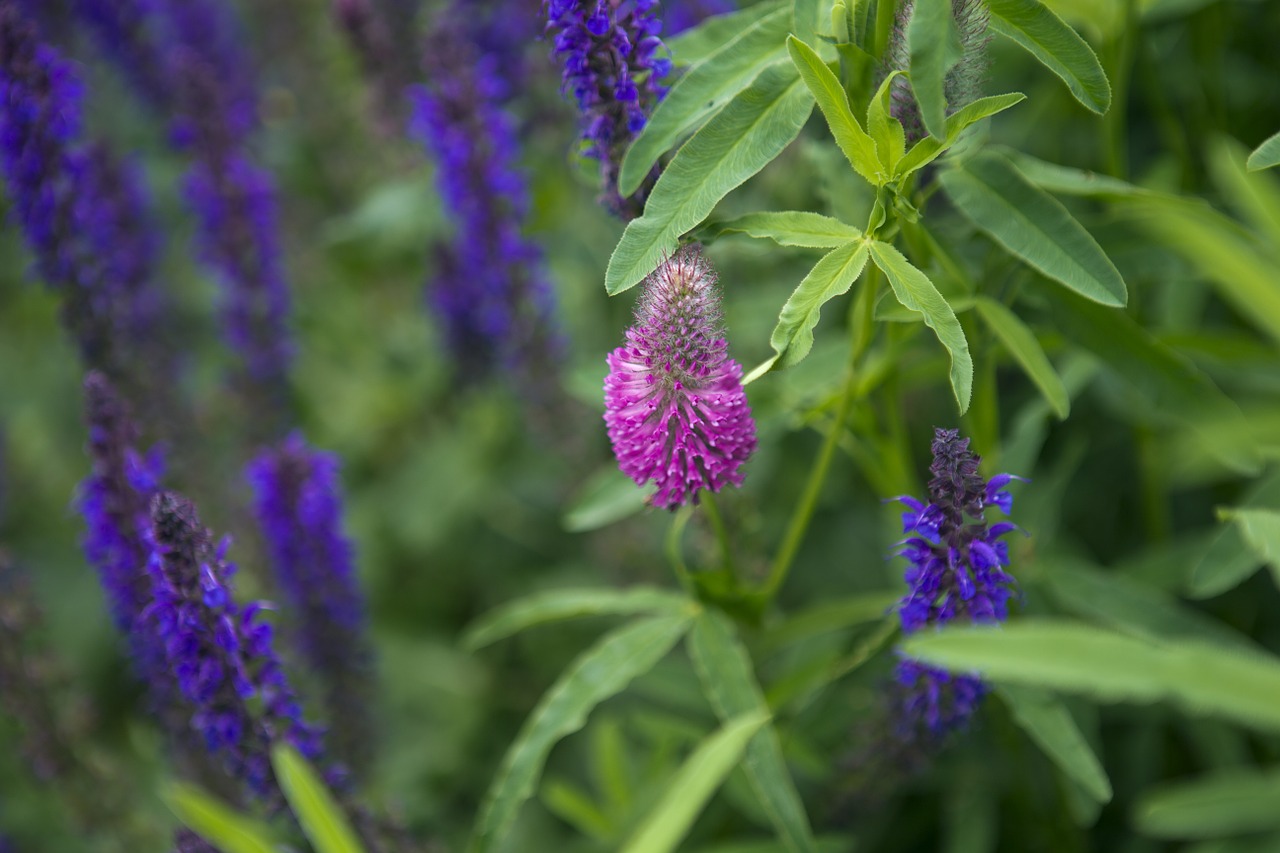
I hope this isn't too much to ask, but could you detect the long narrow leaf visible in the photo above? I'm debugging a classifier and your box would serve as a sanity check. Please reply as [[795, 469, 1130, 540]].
[[687, 610, 815, 853], [903, 620, 1280, 733], [701, 211, 863, 248], [620, 712, 770, 853], [462, 586, 692, 651], [939, 151, 1127, 306], [1247, 130, 1280, 171], [163, 783, 279, 853], [896, 93, 1025, 177], [1134, 768, 1280, 839], [768, 240, 869, 369], [868, 240, 973, 412], [620, 7, 792, 196], [787, 36, 883, 186], [272, 745, 365, 853], [986, 0, 1110, 114], [667, 0, 787, 65], [998, 685, 1112, 804], [605, 64, 814, 295], [472, 613, 694, 852], [974, 296, 1069, 418]]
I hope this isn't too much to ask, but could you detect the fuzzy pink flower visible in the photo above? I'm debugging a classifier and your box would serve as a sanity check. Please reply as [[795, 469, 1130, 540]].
[[604, 247, 757, 509]]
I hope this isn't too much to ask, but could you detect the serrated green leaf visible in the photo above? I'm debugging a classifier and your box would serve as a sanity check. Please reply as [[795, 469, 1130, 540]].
[[902, 620, 1280, 733], [563, 466, 651, 533], [620, 7, 792, 196], [895, 93, 1026, 177], [1247, 130, 1280, 172], [605, 64, 814, 295], [471, 614, 693, 852], [272, 745, 364, 853], [867, 240, 973, 413], [163, 783, 279, 853], [998, 685, 1112, 803], [768, 240, 869, 369], [1135, 768, 1280, 839], [908, 0, 964, 138], [986, 0, 1111, 114], [687, 610, 815, 853], [667, 0, 787, 65], [1219, 508, 1280, 589], [866, 72, 907, 173], [1043, 285, 1260, 475], [786, 36, 884, 187], [700, 211, 863, 248], [462, 587, 691, 651], [620, 712, 770, 853], [974, 297, 1069, 419], [939, 151, 1127, 306]]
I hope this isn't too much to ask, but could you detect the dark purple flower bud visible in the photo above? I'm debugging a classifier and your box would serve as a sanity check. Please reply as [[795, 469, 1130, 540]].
[[142, 491, 326, 807], [544, 0, 672, 217], [604, 248, 757, 509], [246, 432, 373, 774]]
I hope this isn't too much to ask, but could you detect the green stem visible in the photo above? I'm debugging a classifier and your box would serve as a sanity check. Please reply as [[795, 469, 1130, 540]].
[[872, 0, 898, 63], [1102, 0, 1137, 178], [759, 269, 878, 602], [700, 491, 737, 583], [665, 506, 696, 595]]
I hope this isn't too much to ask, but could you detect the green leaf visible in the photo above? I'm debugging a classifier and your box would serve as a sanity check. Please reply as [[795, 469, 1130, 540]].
[[786, 36, 884, 187], [687, 610, 815, 853], [1004, 149, 1146, 197], [620, 7, 792, 197], [272, 745, 365, 853], [1043, 286, 1261, 476], [620, 712, 770, 853], [563, 466, 651, 533], [974, 297, 1069, 419], [1247, 130, 1280, 171], [462, 587, 691, 651], [938, 151, 1127, 306], [867, 240, 973, 413], [763, 591, 902, 651], [1130, 196, 1280, 348], [908, 0, 964, 138], [163, 783, 278, 853], [1041, 558, 1259, 653], [768, 240, 869, 370], [997, 686, 1112, 804], [1208, 137, 1280, 247], [700, 211, 863, 248], [667, 0, 787, 65], [895, 93, 1026, 177], [986, 0, 1111, 114], [866, 72, 907, 174], [1219, 509, 1280, 589], [1134, 768, 1280, 839], [605, 64, 815, 295], [540, 779, 614, 842], [1186, 473, 1280, 599], [472, 614, 694, 852], [791, 0, 823, 43], [902, 619, 1280, 733]]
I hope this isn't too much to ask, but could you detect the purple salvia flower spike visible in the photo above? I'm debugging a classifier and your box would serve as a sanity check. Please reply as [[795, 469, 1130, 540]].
[[143, 491, 327, 807], [604, 247, 757, 510], [246, 432, 373, 775], [889, 428, 1021, 739], [544, 0, 672, 217]]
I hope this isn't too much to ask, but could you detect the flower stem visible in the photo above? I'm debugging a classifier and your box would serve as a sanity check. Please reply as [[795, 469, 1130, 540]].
[[700, 491, 737, 582]]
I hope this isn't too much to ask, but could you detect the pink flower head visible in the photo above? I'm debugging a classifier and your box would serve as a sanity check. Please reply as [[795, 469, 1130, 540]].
[[604, 247, 757, 509]]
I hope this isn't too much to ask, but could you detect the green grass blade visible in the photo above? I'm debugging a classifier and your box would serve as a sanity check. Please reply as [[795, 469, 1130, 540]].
[[620, 712, 770, 853], [687, 610, 815, 853], [605, 64, 814, 295], [471, 613, 694, 852]]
